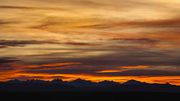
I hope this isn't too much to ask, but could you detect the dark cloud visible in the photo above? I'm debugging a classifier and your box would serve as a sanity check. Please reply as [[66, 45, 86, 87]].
[[110, 38, 159, 44], [32, 47, 180, 67], [22, 63, 180, 76], [98, 70, 180, 76], [0, 5, 67, 10], [23, 64, 100, 75], [77, 18, 180, 29], [0, 39, 100, 48], [0, 20, 17, 25], [0, 57, 19, 72], [31, 68, 95, 74], [64, 42, 99, 46], [0, 57, 18, 65], [0, 40, 58, 48]]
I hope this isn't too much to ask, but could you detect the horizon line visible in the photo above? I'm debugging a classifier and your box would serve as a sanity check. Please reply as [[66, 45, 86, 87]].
[[1, 78, 178, 86]]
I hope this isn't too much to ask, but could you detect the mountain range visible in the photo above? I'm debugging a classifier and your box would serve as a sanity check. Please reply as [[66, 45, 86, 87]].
[[0, 79, 180, 92]]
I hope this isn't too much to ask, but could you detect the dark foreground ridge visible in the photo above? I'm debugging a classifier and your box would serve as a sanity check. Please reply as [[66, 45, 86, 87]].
[[0, 79, 180, 101]]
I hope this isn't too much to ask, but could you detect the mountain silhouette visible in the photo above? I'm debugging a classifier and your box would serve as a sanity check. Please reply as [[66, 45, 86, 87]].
[[122, 80, 147, 85], [98, 80, 120, 87], [0, 79, 180, 92], [68, 78, 95, 87], [51, 79, 64, 84], [6, 79, 22, 84]]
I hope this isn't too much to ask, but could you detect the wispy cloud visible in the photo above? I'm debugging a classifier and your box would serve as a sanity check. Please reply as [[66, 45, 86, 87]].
[[0, 0, 180, 84]]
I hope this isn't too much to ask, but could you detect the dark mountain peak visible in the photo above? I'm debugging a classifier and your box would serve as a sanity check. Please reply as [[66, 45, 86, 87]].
[[6, 79, 21, 84], [98, 80, 120, 86], [165, 82, 172, 86], [26, 79, 47, 84], [152, 82, 173, 87], [51, 79, 63, 84], [123, 80, 146, 85], [71, 78, 92, 83], [69, 78, 95, 86]]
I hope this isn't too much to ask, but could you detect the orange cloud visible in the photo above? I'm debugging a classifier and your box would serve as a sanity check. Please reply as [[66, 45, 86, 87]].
[[39, 62, 81, 67], [97, 70, 124, 73], [121, 65, 150, 69]]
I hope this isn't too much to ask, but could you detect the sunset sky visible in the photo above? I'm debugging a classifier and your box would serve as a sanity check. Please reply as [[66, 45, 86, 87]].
[[0, 0, 180, 85]]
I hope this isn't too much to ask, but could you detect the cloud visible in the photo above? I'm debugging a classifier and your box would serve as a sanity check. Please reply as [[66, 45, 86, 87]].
[[110, 38, 159, 45], [0, 39, 101, 48], [76, 18, 180, 30], [98, 70, 180, 76], [0, 40, 58, 48], [0, 20, 17, 25], [63, 42, 100, 46], [0, 0, 180, 85], [0, 57, 18, 65], [0, 5, 66, 10], [17, 61, 180, 77], [18, 64, 180, 77], [22, 63, 98, 75], [120, 65, 150, 69]]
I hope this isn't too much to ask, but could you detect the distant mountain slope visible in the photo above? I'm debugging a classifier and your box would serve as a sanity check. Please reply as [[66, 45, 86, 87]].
[[0, 79, 180, 92]]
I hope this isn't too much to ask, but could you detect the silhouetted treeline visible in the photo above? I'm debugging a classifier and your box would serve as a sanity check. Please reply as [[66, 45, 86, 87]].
[[0, 79, 180, 92]]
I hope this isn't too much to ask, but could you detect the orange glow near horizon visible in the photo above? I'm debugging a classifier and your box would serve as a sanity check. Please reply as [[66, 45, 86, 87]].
[[0, 62, 180, 85], [1, 71, 180, 86]]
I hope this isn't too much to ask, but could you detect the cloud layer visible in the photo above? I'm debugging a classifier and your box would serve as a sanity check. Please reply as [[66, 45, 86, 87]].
[[0, 0, 180, 85]]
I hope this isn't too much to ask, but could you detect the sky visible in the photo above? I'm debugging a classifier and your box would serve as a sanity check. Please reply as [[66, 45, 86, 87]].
[[0, 0, 180, 85]]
